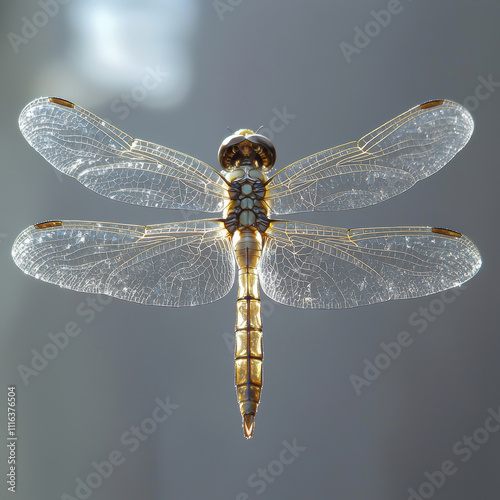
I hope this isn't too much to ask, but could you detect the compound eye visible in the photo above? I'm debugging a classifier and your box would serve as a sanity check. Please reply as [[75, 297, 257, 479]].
[[218, 133, 276, 171]]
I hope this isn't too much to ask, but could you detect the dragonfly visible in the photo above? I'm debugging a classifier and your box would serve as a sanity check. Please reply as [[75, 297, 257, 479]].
[[12, 97, 481, 438]]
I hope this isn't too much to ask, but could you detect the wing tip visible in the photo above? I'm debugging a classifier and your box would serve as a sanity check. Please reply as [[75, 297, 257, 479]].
[[419, 99, 474, 147], [19, 97, 75, 128], [431, 227, 482, 280]]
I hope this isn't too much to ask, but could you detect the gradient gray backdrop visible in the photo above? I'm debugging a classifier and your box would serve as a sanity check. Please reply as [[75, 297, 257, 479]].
[[1, 1, 499, 499]]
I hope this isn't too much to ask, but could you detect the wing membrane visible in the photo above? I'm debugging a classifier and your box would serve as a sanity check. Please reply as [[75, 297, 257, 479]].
[[259, 222, 481, 309], [19, 97, 227, 212], [266, 100, 473, 214], [12, 219, 235, 306]]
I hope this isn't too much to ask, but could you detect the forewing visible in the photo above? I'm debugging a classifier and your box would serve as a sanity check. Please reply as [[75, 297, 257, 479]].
[[19, 97, 227, 212], [259, 222, 481, 309], [266, 100, 473, 214], [12, 219, 235, 306]]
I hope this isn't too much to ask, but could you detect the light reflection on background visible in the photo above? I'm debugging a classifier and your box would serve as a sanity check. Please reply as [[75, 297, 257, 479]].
[[35, 0, 198, 109], [2, 1, 499, 498]]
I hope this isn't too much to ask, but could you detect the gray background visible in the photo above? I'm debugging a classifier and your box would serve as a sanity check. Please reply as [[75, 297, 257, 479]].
[[1, 1, 499, 499]]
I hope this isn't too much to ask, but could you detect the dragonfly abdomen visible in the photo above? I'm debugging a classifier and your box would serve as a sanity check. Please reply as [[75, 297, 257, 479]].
[[233, 227, 263, 438]]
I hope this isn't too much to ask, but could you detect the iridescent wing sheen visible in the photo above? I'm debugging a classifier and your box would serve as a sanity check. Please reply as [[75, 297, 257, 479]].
[[259, 222, 481, 309], [266, 100, 473, 215], [19, 97, 227, 212], [12, 219, 235, 307]]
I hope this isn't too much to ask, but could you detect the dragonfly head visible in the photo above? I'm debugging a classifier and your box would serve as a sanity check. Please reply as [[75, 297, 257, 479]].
[[218, 129, 276, 172]]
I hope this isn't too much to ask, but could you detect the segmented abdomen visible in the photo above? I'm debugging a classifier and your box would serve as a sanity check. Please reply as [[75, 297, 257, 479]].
[[233, 227, 263, 438]]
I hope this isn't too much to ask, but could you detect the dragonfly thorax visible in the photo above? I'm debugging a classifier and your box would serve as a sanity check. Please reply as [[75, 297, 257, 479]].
[[218, 130, 276, 171], [223, 167, 270, 234]]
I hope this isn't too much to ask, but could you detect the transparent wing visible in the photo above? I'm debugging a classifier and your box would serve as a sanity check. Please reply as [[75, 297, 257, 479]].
[[259, 222, 481, 309], [19, 97, 227, 212], [266, 100, 473, 215], [12, 219, 235, 307]]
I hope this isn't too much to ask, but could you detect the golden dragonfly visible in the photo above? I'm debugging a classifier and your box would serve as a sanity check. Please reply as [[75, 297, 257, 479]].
[[12, 97, 481, 438]]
